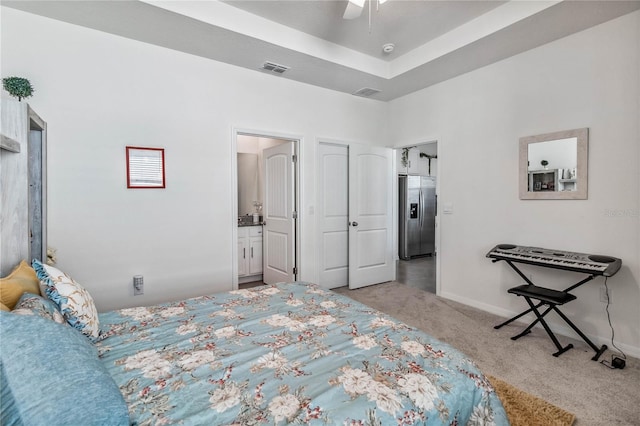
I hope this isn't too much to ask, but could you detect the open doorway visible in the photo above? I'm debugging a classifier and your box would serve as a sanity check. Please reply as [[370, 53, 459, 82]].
[[395, 141, 438, 294], [234, 131, 300, 290]]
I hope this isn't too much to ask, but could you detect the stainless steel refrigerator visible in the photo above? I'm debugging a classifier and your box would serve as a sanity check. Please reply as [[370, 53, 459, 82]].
[[399, 175, 436, 259]]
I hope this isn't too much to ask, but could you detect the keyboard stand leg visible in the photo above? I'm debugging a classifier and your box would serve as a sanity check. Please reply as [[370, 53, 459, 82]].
[[510, 305, 552, 340], [552, 344, 574, 357], [553, 307, 608, 361], [524, 298, 573, 357], [494, 301, 545, 329], [592, 345, 608, 362], [511, 328, 531, 340]]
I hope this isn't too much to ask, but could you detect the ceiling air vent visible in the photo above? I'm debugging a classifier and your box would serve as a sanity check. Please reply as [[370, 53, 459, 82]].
[[261, 61, 290, 74], [352, 87, 381, 98]]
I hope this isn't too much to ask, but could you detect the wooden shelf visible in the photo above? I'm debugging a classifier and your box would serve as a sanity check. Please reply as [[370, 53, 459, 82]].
[[0, 134, 20, 153]]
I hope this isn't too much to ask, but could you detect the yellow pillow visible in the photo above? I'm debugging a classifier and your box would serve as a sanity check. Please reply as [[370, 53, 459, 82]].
[[0, 260, 41, 309]]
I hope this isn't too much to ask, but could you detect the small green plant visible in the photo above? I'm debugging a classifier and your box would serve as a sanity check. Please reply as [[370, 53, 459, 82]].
[[401, 147, 414, 167], [2, 76, 34, 101]]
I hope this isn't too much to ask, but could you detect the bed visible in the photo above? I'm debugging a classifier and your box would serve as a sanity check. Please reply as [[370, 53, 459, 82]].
[[1, 261, 508, 425]]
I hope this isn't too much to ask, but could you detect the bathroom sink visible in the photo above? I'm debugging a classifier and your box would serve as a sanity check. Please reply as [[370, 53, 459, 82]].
[[238, 216, 262, 226]]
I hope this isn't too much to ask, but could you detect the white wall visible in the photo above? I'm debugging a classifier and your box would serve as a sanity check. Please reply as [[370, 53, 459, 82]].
[[390, 11, 640, 356], [1, 7, 389, 311]]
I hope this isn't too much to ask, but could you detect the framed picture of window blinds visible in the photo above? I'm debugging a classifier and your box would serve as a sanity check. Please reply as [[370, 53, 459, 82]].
[[126, 146, 165, 189]]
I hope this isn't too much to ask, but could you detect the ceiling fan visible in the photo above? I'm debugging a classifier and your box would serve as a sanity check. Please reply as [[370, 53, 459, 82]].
[[343, 0, 388, 20]]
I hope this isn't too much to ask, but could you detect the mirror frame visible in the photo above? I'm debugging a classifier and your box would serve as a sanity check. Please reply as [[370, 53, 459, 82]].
[[519, 128, 588, 200]]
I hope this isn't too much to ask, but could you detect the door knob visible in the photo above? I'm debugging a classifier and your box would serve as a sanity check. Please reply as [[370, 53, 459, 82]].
[[351, 221, 359, 227]]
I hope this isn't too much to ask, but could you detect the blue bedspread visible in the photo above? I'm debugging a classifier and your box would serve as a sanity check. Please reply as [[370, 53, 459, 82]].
[[97, 282, 509, 425]]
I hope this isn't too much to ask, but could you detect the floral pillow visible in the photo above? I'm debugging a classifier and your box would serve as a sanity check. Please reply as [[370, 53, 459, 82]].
[[32, 260, 100, 341], [12, 293, 67, 325]]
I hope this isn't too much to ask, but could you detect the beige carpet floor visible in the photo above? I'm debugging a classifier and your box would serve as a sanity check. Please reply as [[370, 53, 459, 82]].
[[334, 282, 640, 426]]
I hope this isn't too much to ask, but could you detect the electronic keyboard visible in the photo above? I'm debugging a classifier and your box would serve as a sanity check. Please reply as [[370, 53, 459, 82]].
[[486, 244, 622, 277]]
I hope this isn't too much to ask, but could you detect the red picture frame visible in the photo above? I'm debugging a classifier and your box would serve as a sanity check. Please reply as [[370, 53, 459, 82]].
[[126, 146, 165, 189]]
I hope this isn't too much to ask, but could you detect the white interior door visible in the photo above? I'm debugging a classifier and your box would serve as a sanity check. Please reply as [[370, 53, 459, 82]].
[[263, 142, 295, 284], [318, 143, 349, 289], [348, 144, 395, 289]]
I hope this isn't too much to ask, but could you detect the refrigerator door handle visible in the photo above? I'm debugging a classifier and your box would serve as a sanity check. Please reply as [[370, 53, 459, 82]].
[[418, 189, 423, 229]]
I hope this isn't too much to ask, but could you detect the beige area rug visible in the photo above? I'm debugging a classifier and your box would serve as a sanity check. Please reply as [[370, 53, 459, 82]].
[[488, 375, 576, 426]]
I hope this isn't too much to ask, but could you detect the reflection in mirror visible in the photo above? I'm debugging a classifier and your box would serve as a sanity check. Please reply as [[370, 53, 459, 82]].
[[237, 153, 259, 216], [519, 128, 588, 200], [528, 137, 577, 192]]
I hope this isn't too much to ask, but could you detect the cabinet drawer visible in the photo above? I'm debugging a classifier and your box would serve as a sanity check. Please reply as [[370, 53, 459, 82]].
[[249, 226, 263, 237], [238, 227, 249, 238]]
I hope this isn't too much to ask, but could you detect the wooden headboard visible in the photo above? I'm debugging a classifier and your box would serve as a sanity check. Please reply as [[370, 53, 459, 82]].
[[0, 99, 47, 276]]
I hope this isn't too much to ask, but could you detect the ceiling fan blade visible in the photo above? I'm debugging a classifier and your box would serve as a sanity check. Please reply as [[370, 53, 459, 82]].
[[343, 0, 364, 19]]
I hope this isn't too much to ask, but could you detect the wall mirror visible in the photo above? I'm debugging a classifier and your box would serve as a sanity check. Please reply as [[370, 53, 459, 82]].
[[237, 153, 260, 216], [519, 128, 588, 200]]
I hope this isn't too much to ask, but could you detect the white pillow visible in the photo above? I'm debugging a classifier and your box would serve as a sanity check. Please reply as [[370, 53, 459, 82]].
[[32, 260, 100, 340]]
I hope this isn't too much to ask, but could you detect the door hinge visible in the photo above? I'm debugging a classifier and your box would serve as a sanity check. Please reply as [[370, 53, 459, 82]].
[[293, 267, 298, 275], [292, 211, 298, 219], [292, 154, 297, 163]]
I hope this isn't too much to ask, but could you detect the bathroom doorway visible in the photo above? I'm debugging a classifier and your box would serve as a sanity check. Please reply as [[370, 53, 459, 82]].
[[233, 130, 300, 289]]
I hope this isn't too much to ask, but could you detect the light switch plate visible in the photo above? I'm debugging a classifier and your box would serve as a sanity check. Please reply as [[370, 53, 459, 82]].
[[133, 275, 144, 296]]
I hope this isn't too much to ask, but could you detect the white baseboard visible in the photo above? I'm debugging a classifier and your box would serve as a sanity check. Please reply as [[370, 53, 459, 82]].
[[239, 274, 263, 284], [439, 291, 640, 359]]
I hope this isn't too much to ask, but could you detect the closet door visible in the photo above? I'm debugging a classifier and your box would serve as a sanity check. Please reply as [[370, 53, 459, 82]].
[[318, 143, 349, 289], [317, 142, 394, 290], [348, 144, 394, 289]]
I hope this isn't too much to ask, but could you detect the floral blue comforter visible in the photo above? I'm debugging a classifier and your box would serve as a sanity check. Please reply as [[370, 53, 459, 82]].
[[97, 282, 509, 425]]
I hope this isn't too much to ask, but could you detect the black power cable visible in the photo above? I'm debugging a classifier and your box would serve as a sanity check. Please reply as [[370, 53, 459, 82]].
[[600, 277, 626, 369]]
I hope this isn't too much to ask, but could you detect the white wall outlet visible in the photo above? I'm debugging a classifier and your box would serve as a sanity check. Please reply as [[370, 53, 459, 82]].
[[599, 286, 610, 304], [133, 275, 144, 296]]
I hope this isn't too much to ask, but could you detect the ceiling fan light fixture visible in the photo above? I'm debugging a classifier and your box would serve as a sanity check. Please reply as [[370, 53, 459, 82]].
[[343, 0, 365, 19], [344, 0, 390, 31]]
